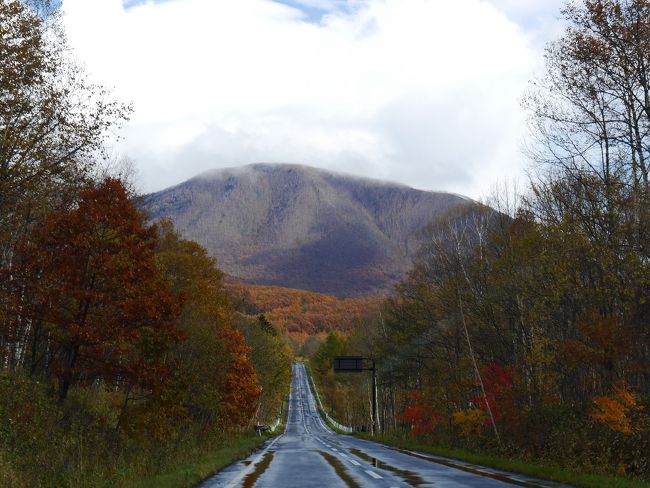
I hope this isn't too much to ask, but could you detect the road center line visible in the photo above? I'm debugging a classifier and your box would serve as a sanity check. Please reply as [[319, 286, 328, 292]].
[[365, 470, 383, 479]]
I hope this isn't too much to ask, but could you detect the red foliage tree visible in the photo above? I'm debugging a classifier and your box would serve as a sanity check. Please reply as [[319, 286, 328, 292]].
[[471, 363, 515, 425], [398, 390, 439, 436], [14, 178, 181, 401]]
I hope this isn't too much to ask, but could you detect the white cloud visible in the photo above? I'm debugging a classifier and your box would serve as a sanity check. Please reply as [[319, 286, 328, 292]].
[[61, 0, 552, 198]]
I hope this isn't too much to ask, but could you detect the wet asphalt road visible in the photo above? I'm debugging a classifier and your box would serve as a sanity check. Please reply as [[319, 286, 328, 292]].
[[200, 363, 571, 488]]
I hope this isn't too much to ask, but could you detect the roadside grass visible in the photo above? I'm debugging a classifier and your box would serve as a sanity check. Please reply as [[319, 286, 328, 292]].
[[128, 433, 270, 488], [355, 434, 650, 488]]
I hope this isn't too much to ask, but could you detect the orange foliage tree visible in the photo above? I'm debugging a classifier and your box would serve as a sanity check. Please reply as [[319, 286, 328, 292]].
[[227, 282, 382, 344], [217, 329, 263, 429], [590, 385, 645, 434], [561, 312, 633, 394]]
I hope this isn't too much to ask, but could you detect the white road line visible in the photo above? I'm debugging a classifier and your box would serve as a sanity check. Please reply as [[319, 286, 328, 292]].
[[331, 448, 338, 451], [339, 453, 348, 458], [350, 460, 361, 466], [365, 470, 383, 479]]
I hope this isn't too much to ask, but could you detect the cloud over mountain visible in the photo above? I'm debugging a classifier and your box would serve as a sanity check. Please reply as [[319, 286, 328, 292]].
[[61, 0, 549, 198]]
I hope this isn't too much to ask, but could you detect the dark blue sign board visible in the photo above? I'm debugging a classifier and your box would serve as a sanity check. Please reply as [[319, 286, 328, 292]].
[[333, 356, 364, 372]]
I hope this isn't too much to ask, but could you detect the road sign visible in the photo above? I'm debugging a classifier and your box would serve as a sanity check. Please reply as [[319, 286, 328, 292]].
[[332, 355, 379, 435], [333, 356, 364, 372]]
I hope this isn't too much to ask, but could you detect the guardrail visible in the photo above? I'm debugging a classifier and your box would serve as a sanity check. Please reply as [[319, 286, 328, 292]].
[[304, 364, 353, 434]]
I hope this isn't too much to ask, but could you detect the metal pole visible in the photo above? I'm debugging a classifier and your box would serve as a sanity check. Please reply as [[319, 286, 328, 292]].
[[371, 359, 377, 436]]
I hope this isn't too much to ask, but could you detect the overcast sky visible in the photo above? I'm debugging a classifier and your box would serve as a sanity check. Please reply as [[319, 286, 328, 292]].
[[61, 0, 567, 198]]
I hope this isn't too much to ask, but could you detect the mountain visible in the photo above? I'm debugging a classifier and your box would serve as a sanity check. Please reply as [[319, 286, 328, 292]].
[[144, 164, 469, 296]]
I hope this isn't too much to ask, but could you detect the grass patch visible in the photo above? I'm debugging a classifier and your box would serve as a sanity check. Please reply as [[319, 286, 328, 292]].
[[129, 434, 270, 488], [354, 434, 650, 488]]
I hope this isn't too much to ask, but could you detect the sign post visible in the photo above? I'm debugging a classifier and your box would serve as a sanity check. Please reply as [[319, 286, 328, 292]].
[[333, 356, 379, 435]]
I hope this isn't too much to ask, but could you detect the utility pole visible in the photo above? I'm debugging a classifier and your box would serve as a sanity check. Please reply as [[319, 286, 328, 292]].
[[371, 358, 379, 435]]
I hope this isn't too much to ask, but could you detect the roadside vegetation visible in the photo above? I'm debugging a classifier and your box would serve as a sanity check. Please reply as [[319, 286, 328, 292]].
[[310, 1, 650, 485], [357, 434, 649, 488], [0, 1, 291, 486], [132, 433, 271, 488]]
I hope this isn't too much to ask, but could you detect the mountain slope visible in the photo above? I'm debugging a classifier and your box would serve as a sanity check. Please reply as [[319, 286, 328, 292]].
[[144, 164, 469, 296]]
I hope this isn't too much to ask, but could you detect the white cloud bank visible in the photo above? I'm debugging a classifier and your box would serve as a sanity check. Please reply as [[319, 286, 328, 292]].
[[61, 0, 560, 198]]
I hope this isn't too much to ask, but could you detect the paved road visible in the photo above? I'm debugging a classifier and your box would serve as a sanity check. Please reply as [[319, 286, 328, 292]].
[[201, 364, 570, 488]]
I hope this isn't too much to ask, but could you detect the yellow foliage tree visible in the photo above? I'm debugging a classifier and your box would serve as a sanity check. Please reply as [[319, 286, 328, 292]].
[[452, 408, 485, 438]]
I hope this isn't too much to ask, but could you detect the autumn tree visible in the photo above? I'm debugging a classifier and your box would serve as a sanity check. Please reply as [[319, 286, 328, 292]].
[[6, 178, 180, 401], [0, 0, 129, 268], [526, 0, 650, 193], [216, 329, 263, 429], [0, 1, 130, 374], [236, 313, 292, 425], [155, 222, 262, 432]]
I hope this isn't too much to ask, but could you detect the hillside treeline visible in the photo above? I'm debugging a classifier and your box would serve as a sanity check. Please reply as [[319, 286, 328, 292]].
[[227, 282, 382, 346], [0, 1, 291, 486], [312, 0, 650, 480]]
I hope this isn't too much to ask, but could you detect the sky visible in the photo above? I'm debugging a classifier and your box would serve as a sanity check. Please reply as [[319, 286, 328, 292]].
[[60, 0, 567, 198]]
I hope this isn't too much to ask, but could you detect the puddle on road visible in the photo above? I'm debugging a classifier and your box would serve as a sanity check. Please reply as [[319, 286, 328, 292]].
[[349, 448, 428, 486], [317, 450, 362, 488], [396, 449, 552, 488], [242, 451, 275, 488]]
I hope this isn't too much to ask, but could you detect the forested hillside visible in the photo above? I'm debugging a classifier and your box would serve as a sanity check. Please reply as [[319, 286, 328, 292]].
[[226, 281, 383, 345], [0, 2, 292, 486], [311, 1, 650, 484], [144, 164, 467, 296]]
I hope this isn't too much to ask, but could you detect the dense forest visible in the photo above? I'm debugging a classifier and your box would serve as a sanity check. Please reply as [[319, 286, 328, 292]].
[[0, 1, 292, 486], [226, 282, 382, 345], [311, 0, 650, 482]]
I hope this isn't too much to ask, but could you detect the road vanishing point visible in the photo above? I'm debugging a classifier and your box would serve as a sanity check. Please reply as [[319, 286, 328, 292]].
[[201, 363, 570, 488]]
